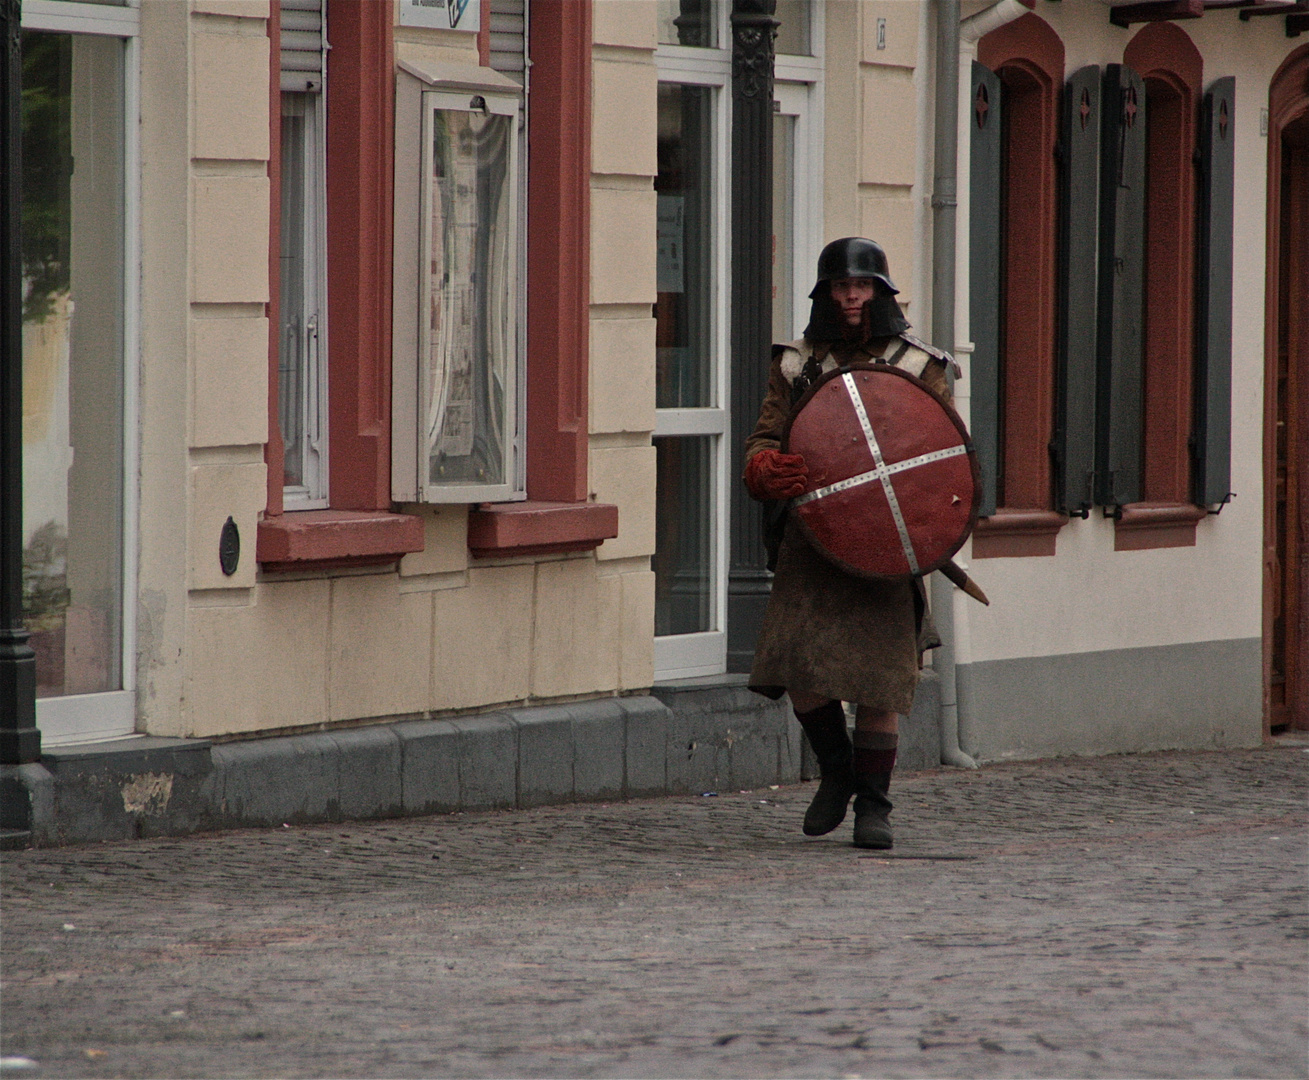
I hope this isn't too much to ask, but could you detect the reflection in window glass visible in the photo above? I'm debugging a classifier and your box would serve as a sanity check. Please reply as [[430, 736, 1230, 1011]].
[[657, 0, 717, 48], [423, 104, 515, 489], [656, 83, 714, 409], [654, 436, 714, 636], [21, 31, 125, 698], [774, 0, 811, 56], [772, 111, 796, 344]]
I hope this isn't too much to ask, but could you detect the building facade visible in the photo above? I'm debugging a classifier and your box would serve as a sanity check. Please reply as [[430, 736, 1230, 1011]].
[[3, 0, 1306, 837]]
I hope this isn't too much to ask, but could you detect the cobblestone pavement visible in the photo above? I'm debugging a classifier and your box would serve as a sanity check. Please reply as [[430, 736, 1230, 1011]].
[[1, 745, 1306, 1080]]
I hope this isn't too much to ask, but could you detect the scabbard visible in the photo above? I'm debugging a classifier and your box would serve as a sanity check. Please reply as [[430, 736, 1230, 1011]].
[[939, 559, 990, 606]]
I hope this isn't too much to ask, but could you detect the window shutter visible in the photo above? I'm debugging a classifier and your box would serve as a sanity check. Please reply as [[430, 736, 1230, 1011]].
[[1054, 66, 1101, 517], [280, 0, 325, 93], [489, 0, 527, 83], [1193, 76, 1235, 509], [1094, 63, 1146, 508], [969, 61, 1002, 518]]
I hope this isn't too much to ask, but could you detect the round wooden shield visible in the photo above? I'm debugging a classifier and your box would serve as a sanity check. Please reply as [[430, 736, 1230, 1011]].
[[781, 363, 980, 580]]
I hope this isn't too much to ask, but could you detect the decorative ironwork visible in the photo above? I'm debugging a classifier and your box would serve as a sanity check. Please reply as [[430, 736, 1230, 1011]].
[[730, 2, 778, 102]]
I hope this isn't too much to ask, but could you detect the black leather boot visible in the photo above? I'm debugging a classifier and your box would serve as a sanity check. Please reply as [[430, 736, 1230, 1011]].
[[795, 701, 855, 836], [851, 731, 896, 849]]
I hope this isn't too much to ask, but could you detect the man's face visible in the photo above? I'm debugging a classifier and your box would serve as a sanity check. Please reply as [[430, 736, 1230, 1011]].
[[830, 278, 877, 327]]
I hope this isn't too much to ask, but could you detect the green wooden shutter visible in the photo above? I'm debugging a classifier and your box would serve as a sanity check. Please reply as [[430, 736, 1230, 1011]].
[[970, 61, 1002, 518], [1094, 63, 1146, 509], [1193, 76, 1235, 509], [1055, 66, 1101, 517]]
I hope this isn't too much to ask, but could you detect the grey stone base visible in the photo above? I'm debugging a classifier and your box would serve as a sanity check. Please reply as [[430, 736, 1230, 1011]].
[[1, 691, 839, 847], [957, 637, 1264, 762], [651, 670, 944, 781]]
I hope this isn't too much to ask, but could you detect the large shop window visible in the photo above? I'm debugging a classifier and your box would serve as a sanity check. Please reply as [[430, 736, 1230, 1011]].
[[970, 13, 1066, 557], [19, 2, 139, 745]]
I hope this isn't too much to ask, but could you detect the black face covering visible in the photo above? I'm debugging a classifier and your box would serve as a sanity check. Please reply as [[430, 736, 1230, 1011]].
[[802, 286, 910, 343]]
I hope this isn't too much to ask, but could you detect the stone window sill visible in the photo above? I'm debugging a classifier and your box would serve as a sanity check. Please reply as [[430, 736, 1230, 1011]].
[[257, 510, 425, 572], [468, 501, 619, 559], [972, 509, 1068, 559], [1113, 502, 1207, 551]]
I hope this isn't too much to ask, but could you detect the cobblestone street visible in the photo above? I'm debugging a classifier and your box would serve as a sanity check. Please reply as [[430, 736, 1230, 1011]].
[[1, 745, 1306, 1079]]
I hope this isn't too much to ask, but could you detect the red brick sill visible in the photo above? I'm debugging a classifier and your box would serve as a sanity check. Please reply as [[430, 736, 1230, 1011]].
[[1113, 502, 1207, 551], [468, 500, 619, 559], [257, 509, 425, 572], [972, 509, 1068, 559]]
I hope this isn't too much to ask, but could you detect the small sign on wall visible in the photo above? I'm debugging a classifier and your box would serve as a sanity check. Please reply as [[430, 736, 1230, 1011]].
[[399, 0, 480, 32]]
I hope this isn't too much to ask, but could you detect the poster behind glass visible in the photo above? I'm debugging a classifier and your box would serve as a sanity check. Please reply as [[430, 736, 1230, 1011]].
[[421, 99, 517, 496]]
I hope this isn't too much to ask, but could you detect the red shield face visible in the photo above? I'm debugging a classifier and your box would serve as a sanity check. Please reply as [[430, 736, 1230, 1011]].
[[782, 364, 979, 579]]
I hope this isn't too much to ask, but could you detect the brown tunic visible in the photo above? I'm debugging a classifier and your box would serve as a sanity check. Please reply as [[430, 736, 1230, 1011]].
[[745, 334, 954, 712]]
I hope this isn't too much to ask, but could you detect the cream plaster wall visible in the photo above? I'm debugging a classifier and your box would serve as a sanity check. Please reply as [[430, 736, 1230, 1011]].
[[588, 0, 658, 693], [953, 3, 1293, 664], [157, 4, 659, 740], [826, 1, 927, 314], [136, 0, 194, 738]]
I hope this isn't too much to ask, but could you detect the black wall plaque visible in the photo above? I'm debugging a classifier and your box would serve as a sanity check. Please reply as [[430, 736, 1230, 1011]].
[[219, 517, 240, 577]]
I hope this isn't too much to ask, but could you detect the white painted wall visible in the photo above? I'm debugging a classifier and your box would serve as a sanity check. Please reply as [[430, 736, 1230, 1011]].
[[955, 1, 1294, 664]]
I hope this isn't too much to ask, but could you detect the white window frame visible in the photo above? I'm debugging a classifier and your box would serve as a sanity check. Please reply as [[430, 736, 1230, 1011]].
[[279, 86, 330, 509], [653, 31, 732, 682], [21, 0, 140, 746]]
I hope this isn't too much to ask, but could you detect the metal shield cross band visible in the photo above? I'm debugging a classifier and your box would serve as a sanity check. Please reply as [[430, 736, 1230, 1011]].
[[783, 364, 980, 581]]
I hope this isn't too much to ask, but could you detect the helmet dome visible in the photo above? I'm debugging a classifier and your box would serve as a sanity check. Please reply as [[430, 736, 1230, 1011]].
[[808, 237, 898, 298]]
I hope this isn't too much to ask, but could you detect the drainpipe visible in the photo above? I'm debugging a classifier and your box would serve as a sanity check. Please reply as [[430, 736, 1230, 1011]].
[[932, 0, 1028, 768], [930, 0, 974, 769], [960, 0, 1032, 45]]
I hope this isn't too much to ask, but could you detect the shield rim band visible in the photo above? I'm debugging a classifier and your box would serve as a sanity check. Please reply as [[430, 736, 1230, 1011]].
[[780, 361, 982, 582]]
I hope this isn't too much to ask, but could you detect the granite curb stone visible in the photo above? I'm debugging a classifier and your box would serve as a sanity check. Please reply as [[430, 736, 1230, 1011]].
[[3, 690, 878, 846]]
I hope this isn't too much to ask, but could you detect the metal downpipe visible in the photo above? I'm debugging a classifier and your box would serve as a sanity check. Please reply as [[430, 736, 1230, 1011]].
[[931, 0, 976, 769]]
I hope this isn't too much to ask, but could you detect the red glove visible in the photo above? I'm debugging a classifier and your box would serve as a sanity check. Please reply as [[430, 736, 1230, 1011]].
[[744, 449, 809, 500]]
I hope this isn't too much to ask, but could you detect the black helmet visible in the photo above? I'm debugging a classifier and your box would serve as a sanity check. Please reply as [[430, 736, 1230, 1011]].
[[807, 237, 899, 299], [801, 237, 908, 342]]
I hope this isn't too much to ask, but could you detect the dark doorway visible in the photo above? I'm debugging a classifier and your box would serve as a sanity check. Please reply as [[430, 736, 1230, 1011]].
[[1265, 49, 1309, 734]]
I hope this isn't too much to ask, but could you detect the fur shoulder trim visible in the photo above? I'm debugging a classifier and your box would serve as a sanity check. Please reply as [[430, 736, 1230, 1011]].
[[899, 333, 963, 379], [776, 339, 811, 384]]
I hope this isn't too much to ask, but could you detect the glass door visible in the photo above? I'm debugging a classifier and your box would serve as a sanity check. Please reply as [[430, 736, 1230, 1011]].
[[652, 59, 730, 680]]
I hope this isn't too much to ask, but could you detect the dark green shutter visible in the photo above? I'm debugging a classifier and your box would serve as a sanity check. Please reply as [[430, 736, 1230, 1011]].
[[1054, 66, 1101, 517], [970, 61, 1002, 517], [1094, 63, 1146, 508], [1193, 76, 1235, 509]]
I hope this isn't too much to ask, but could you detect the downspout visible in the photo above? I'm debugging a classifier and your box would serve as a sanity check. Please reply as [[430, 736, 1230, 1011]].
[[932, 0, 1028, 768], [930, 0, 974, 768]]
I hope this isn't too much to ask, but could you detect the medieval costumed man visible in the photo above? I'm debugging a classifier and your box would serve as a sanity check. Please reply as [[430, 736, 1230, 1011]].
[[743, 237, 960, 850]]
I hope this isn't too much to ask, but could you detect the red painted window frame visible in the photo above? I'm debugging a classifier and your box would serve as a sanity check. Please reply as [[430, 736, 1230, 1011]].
[[259, 2, 423, 571], [1113, 22, 1205, 551], [260, 1, 610, 568], [973, 14, 1066, 559], [468, 0, 617, 557]]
